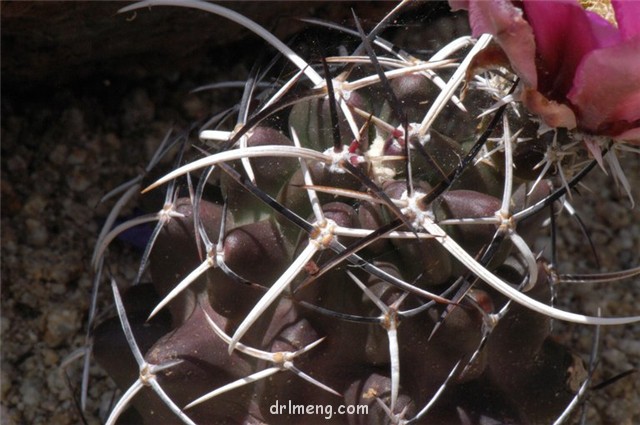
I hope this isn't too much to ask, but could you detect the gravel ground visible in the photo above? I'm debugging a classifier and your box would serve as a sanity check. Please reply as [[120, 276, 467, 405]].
[[552, 153, 640, 425], [2, 5, 639, 425]]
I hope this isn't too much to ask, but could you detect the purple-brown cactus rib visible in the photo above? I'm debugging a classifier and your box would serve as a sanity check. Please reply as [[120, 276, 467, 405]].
[[356, 201, 393, 255], [344, 373, 417, 425], [258, 318, 344, 424], [149, 197, 227, 325], [245, 127, 298, 187], [223, 127, 300, 222], [143, 299, 258, 424], [436, 189, 501, 252], [389, 73, 435, 123], [222, 219, 291, 285]]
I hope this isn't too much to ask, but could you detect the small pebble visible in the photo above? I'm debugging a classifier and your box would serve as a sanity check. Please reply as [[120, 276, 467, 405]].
[[44, 308, 79, 347], [49, 144, 68, 166], [182, 94, 207, 119], [1, 368, 12, 398], [25, 218, 49, 247], [61, 107, 85, 136], [19, 376, 43, 407], [601, 348, 629, 368], [66, 168, 92, 192], [41, 348, 59, 366], [22, 194, 47, 217], [66, 147, 88, 166], [617, 339, 640, 357]]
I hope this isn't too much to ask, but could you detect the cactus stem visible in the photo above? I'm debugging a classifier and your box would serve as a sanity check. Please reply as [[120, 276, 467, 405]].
[[147, 259, 212, 321], [327, 235, 454, 304], [108, 279, 195, 425], [407, 361, 463, 425], [198, 311, 339, 408], [229, 241, 320, 353], [341, 160, 416, 232], [83, 4, 640, 422], [211, 162, 445, 304], [460, 288, 521, 379]]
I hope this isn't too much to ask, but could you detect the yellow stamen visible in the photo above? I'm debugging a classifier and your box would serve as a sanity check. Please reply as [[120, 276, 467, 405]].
[[580, 0, 616, 25]]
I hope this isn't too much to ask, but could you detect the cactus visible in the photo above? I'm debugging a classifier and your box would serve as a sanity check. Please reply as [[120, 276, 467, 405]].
[[79, 1, 639, 424]]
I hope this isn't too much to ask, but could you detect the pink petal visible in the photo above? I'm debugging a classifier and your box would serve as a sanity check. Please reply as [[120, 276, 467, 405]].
[[568, 38, 640, 142], [615, 128, 640, 146], [523, 0, 618, 100], [448, 0, 469, 11], [521, 88, 577, 130], [465, 0, 537, 87], [613, 0, 640, 41]]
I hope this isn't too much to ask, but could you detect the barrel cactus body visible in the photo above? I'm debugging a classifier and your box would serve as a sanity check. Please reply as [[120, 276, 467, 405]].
[[84, 1, 640, 424]]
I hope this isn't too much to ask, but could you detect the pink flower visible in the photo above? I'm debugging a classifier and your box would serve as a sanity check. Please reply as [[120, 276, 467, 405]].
[[450, 0, 640, 144]]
